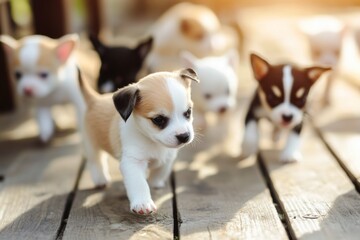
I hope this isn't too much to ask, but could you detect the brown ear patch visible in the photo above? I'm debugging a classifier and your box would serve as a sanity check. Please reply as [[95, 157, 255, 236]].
[[180, 18, 205, 40], [250, 53, 270, 81]]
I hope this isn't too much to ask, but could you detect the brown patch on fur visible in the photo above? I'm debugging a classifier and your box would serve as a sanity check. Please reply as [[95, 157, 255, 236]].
[[85, 93, 121, 157], [180, 18, 205, 40], [135, 73, 173, 117]]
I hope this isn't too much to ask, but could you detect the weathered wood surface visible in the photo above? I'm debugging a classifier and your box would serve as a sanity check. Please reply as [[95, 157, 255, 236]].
[[312, 80, 360, 187], [63, 157, 174, 240], [0, 138, 82, 240], [174, 103, 288, 240], [260, 125, 360, 240]]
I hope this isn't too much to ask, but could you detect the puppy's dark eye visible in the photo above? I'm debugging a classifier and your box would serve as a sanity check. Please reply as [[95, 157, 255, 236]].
[[14, 71, 22, 80], [184, 108, 192, 119], [266, 93, 282, 107], [151, 115, 169, 129], [204, 93, 212, 100], [38, 72, 48, 79]]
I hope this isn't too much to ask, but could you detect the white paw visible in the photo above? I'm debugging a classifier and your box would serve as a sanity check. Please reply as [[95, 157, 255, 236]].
[[240, 142, 258, 160], [130, 198, 157, 215], [280, 151, 302, 163], [149, 180, 166, 189], [39, 128, 54, 143], [90, 167, 111, 188]]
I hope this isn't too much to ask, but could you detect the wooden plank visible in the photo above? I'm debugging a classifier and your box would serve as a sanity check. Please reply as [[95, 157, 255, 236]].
[[260, 125, 360, 240], [0, 142, 82, 239], [312, 80, 360, 186], [63, 157, 174, 240], [175, 110, 288, 240]]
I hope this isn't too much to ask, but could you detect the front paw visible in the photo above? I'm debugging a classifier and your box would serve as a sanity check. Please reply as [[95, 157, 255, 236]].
[[130, 198, 157, 215], [39, 130, 54, 144], [280, 151, 302, 163]]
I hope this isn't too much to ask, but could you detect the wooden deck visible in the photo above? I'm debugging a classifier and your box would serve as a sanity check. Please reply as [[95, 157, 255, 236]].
[[1, 6, 360, 240]]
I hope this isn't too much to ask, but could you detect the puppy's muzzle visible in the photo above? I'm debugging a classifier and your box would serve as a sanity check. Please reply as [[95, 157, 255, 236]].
[[176, 132, 190, 144]]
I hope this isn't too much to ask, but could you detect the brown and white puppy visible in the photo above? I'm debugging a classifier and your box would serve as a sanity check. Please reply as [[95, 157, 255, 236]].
[[241, 54, 330, 162], [145, 2, 236, 72], [0, 34, 85, 143], [79, 68, 198, 214]]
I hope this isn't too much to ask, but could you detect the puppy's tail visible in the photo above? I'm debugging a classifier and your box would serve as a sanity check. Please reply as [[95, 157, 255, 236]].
[[77, 67, 99, 105]]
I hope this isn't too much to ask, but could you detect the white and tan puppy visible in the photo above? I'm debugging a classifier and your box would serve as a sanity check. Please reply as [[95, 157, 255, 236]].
[[146, 2, 236, 72], [79, 68, 198, 215], [0, 34, 85, 143], [180, 50, 239, 130], [299, 16, 345, 105]]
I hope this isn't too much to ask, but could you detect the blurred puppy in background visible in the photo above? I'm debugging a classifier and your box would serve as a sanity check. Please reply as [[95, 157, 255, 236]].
[[0, 34, 85, 143], [78, 68, 198, 215], [241, 54, 330, 162], [299, 16, 345, 105], [181, 49, 239, 131], [89, 34, 153, 93], [146, 2, 238, 72]]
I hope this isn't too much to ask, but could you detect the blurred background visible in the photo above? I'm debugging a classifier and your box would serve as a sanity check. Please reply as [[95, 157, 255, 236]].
[[1, 0, 360, 114]]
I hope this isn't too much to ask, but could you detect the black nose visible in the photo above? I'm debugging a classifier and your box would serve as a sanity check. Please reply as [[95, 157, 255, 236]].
[[176, 133, 190, 144], [282, 114, 293, 123]]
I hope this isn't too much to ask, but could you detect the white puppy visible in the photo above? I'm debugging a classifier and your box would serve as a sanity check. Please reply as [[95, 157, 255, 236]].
[[299, 16, 344, 105], [145, 2, 237, 73], [0, 34, 85, 143], [78, 68, 198, 215], [180, 50, 239, 130]]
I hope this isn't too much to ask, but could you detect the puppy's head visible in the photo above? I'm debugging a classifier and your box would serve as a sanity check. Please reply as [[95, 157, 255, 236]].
[[250, 53, 330, 128], [299, 16, 345, 66], [177, 3, 220, 54], [0, 34, 78, 98], [113, 68, 199, 148], [181, 50, 238, 114], [89, 35, 153, 93]]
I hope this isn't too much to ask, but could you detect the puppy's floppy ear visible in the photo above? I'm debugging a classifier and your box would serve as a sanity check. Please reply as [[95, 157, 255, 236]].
[[250, 53, 270, 81], [180, 51, 197, 69], [89, 34, 105, 55], [0, 35, 18, 58], [113, 85, 140, 122], [306, 66, 331, 84], [179, 68, 200, 86], [56, 34, 78, 63], [136, 37, 153, 59]]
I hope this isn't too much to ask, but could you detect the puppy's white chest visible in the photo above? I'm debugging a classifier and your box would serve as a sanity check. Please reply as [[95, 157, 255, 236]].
[[148, 148, 177, 169]]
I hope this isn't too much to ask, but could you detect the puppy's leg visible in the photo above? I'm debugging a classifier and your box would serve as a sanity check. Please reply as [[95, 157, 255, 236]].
[[148, 151, 177, 188], [36, 107, 55, 143], [323, 72, 335, 106], [280, 124, 302, 163], [240, 120, 259, 159], [83, 135, 111, 188], [120, 158, 156, 215]]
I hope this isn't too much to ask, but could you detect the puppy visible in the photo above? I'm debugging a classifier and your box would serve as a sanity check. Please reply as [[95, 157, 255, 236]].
[[146, 2, 231, 72], [78, 68, 198, 214], [299, 16, 345, 105], [0, 34, 85, 143], [180, 50, 239, 130], [89, 34, 153, 93], [241, 54, 330, 162]]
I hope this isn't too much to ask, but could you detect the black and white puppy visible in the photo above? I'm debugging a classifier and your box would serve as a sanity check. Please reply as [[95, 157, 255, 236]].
[[241, 53, 330, 162], [89, 35, 153, 93]]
